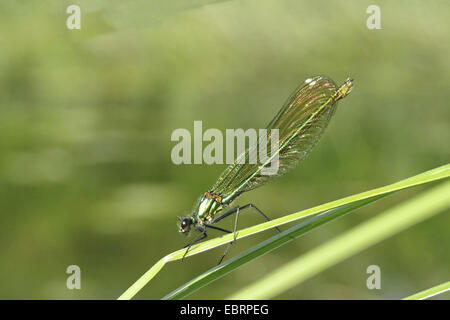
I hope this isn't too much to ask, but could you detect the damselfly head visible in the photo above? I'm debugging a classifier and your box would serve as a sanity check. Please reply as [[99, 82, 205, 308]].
[[178, 216, 192, 234]]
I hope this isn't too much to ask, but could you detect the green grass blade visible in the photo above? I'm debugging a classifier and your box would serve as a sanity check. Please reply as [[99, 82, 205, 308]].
[[162, 197, 383, 300], [118, 164, 449, 300], [162, 164, 450, 300], [229, 180, 450, 299], [118, 257, 167, 300], [403, 281, 450, 300]]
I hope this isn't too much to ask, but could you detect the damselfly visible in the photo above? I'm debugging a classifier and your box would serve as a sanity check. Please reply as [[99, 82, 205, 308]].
[[178, 76, 354, 262]]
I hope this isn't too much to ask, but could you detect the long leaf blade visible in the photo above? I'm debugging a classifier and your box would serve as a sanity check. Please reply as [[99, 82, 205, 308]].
[[118, 164, 449, 300], [403, 281, 450, 300], [229, 181, 450, 299], [162, 165, 450, 300]]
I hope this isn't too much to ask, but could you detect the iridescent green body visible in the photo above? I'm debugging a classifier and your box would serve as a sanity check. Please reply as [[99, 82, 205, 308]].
[[182, 76, 354, 231]]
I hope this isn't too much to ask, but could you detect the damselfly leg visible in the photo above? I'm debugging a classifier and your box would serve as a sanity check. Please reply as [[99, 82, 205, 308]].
[[182, 226, 206, 261], [213, 203, 282, 264], [182, 204, 280, 262], [182, 224, 232, 261]]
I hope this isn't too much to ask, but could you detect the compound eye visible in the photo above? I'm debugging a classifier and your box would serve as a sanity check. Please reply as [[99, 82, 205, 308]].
[[180, 218, 191, 231]]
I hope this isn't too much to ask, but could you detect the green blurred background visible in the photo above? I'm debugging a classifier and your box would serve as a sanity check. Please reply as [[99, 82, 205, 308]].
[[0, 0, 448, 299]]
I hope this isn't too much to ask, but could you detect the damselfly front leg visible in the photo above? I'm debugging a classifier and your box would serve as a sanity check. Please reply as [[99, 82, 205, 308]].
[[182, 224, 232, 261], [182, 225, 207, 261]]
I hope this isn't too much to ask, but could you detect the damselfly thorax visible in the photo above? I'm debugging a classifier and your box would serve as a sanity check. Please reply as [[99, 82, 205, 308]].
[[194, 191, 225, 223]]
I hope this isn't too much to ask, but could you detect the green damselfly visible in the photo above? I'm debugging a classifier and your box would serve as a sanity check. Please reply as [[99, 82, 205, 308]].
[[179, 76, 354, 262]]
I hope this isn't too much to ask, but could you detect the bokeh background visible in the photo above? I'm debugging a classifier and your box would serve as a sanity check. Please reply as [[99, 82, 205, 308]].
[[0, 0, 448, 299]]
